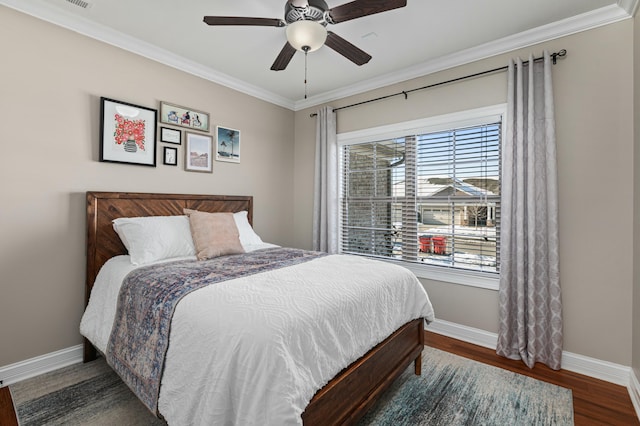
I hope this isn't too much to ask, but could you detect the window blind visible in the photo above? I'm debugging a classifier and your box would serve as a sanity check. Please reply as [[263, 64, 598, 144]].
[[340, 121, 501, 274]]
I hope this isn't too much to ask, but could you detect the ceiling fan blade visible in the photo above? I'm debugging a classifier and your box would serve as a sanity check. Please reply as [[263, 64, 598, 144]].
[[270, 42, 297, 71], [328, 0, 407, 24], [325, 31, 372, 66], [203, 16, 285, 27]]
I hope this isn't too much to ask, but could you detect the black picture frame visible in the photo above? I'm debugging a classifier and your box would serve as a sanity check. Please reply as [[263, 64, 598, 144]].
[[100, 97, 157, 167], [163, 146, 178, 166], [160, 126, 181, 144]]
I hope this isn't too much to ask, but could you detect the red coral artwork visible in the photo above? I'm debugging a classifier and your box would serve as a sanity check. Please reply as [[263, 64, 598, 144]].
[[113, 114, 146, 151]]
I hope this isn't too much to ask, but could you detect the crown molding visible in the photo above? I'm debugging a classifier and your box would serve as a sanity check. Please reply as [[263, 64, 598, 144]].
[[295, 4, 631, 111], [0, 0, 296, 110], [0, 1, 633, 112]]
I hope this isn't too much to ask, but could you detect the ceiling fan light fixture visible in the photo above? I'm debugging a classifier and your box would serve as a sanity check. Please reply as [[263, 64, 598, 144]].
[[286, 20, 327, 52]]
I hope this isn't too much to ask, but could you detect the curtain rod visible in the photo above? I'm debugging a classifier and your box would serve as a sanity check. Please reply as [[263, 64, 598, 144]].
[[310, 49, 566, 117]]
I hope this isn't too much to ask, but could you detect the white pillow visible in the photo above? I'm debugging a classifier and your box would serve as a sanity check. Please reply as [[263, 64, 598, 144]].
[[112, 215, 196, 265], [233, 211, 264, 247]]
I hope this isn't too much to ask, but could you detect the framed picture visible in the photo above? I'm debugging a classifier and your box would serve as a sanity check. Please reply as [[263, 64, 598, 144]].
[[159, 101, 210, 132], [100, 97, 157, 167], [160, 126, 181, 144], [163, 147, 178, 166], [216, 126, 241, 163], [185, 132, 213, 173]]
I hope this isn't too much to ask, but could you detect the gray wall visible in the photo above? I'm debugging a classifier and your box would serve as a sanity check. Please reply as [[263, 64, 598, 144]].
[[0, 6, 295, 366], [294, 20, 635, 366]]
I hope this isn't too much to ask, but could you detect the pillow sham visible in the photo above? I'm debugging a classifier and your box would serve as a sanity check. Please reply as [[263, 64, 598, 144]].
[[112, 215, 196, 266], [183, 210, 245, 260], [233, 210, 264, 247]]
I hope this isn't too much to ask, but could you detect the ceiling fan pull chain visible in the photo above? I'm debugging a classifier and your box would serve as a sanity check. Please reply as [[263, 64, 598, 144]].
[[304, 46, 309, 99]]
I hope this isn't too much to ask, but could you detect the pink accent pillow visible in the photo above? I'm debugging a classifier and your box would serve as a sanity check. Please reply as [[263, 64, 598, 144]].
[[184, 209, 245, 260]]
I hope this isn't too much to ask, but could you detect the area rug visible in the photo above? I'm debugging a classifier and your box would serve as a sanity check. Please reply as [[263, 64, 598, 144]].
[[10, 347, 573, 425], [357, 347, 573, 425]]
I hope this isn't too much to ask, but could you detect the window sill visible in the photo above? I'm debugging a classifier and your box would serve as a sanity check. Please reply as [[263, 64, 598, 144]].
[[382, 258, 500, 291]]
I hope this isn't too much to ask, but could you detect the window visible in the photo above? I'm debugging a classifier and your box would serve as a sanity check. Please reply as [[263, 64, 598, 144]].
[[338, 106, 504, 289]]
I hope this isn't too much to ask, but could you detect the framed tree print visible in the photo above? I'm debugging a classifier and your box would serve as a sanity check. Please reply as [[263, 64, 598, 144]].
[[216, 125, 240, 163], [99, 97, 157, 167]]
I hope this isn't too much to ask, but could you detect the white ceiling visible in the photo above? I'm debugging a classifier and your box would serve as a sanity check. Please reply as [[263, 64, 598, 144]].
[[2, 0, 637, 110]]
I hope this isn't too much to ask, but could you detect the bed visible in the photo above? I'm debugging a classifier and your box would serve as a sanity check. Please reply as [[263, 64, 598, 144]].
[[80, 191, 434, 425]]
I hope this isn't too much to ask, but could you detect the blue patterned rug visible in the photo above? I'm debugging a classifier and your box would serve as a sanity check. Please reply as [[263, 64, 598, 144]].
[[10, 346, 573, 425], [358, 346, 573, 425]]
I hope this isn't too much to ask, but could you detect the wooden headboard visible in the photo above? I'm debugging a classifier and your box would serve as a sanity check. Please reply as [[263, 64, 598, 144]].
[[85, 191, 253, 301]]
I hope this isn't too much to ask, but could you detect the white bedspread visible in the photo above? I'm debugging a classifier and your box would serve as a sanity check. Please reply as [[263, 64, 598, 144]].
[[80, 250, 434, 425]]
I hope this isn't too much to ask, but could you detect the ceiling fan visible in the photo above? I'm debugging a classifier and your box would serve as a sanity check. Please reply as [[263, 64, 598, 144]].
[[203, 0, 407, 71]]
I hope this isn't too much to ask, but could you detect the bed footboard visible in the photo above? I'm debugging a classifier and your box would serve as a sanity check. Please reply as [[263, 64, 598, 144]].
[[302, 318, 424, 426]]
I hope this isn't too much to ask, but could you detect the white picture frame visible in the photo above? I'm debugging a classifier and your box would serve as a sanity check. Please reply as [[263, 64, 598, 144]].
[[216, 126, 240, 163]]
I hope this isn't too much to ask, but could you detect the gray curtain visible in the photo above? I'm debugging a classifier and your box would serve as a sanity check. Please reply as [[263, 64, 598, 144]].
[[496, 51, 563, 370], [312, 106, 338, 253]]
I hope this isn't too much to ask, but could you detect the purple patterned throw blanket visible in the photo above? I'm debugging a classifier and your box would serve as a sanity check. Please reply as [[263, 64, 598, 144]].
[[106, 247, 326, 415]]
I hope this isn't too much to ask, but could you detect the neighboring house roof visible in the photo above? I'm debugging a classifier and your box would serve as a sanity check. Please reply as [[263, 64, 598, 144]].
[[393, 177, 496, 198], [449, 178, 494, 197]]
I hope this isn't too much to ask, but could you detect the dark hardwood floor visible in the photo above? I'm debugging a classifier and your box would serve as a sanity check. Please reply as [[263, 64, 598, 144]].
[[0, 384, 18, 426], [425, 331, 639, 426], [0, 332, 637, 425]]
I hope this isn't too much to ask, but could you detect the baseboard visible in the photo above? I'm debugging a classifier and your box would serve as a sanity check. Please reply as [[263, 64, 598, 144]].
[[0, 345, 83, 386], [427, 319, 631, 386], [561, 349, 631, 386], [427, 318, 498, 350], [630, 369, 640, 420]]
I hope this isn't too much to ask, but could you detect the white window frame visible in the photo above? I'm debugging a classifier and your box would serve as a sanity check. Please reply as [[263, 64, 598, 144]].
[[337, 104, 506, 291]]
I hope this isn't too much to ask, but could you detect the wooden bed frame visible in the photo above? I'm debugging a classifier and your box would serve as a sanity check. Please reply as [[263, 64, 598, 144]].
[[84, 191, 424, 425]]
